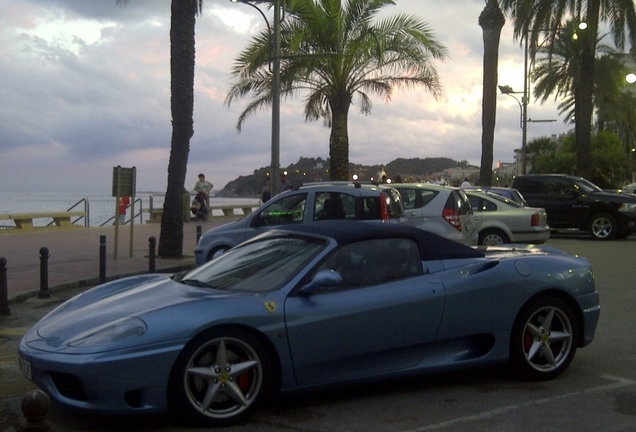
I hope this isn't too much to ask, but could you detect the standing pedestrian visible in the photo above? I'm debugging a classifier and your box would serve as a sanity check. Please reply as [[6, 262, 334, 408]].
[[118, 196, 130, 224], [261, 177, 271, 203], [194, 173, 213, 209]]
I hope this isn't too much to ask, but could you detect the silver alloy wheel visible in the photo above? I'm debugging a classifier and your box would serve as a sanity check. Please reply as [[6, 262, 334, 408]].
[[521, 305, 573, 373], [184, 336, 263, 421], [590, 215, 615, 239]]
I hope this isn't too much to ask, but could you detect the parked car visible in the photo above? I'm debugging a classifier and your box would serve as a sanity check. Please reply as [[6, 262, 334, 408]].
[[18, 220, 600, 426], [619, 182, 636, 195], [392, 183, 478, 245], [511, 174, 636, 240], [462, 186, 528, 206], [464, 190, 550, 245], [194, 182, 405, 265]]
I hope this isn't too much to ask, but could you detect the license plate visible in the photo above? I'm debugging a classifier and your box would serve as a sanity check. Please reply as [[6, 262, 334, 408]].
[[19, 356, 32, 380]]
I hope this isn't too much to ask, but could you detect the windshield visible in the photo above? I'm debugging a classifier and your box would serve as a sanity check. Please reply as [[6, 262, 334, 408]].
[[182, 235, 327, 293], [485, 191, 522, 207], [573, 177, 602, 193]]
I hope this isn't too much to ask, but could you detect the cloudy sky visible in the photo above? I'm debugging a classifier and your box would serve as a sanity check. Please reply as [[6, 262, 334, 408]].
[[1, 0, 569, 194]]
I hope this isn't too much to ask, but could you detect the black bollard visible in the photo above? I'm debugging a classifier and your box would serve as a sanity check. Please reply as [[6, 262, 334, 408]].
[[38, 247, 51, 299], [20, 389, 52, 432], [149, 236, 156, 273], [197, 225, 202, 244], [99, 235, 106, 284], [0, 257, 10, 316]]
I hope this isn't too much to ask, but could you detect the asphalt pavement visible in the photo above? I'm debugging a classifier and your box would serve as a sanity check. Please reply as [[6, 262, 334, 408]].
[[1, 231, 636, 431]]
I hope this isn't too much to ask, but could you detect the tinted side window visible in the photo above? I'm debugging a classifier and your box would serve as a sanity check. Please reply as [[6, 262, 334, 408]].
[[515, 177, 544, 194], [313, 192, 355, 221], [396, 188, 437, 210], [470, 197, 496, 212], [316, 238, 422, 289], [548, 178, 578, 196], [361, 197, 380, 220]]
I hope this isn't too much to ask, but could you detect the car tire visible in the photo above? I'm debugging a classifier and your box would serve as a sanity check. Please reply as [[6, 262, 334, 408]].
[[208, 246, 229, 262], [478, 229, 509, 246], [588, 213, 617, 240], [168, 328, 274, 427], [509, 296, 578, 381]]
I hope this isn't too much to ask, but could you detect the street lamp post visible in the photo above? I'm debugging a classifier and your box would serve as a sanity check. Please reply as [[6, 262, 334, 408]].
[[231, 0, 281, 196], [498, 85, 527, 174]]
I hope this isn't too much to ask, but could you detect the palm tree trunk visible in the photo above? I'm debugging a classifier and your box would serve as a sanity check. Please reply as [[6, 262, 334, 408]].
[[478, 0, 505, 186], [329, 102, 350, 181], [575, 0, 600, 180], [158, 0, 198, 258]]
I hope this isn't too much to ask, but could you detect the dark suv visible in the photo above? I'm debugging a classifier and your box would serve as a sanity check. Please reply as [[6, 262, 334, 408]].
[[194, 182, 405, 265], [511, 174, 636, 240]]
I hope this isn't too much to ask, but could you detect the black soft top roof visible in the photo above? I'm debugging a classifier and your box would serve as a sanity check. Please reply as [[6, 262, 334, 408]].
[[266, 220, 485, 261]]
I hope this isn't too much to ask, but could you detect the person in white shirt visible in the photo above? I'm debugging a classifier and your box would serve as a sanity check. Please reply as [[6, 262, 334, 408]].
[[460, 178, 471, 187]]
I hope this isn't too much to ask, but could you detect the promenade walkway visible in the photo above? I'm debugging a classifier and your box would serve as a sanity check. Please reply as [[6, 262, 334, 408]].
[[0, 219, 235, 302]]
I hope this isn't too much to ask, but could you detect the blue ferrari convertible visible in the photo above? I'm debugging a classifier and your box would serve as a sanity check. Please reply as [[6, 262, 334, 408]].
[[18, 220, 600, 426]]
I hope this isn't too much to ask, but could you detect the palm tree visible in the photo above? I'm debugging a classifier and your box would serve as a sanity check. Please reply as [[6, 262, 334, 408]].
[[117, 0, 202, 258], [531, 23, 636, 164], [478, 0, 506, 186], [225, 0, 447, 181], [499, 0, 636, 180]]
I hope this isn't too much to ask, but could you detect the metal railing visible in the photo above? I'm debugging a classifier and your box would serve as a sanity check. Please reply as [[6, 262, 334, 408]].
[[99, 198, 144, 227], [46, 197, 90, 227]]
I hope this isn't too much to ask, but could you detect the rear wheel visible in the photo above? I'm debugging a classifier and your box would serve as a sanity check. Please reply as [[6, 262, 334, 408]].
[[588, 213, 617, 240], [479, 229, 509, 246], [509, 296, 578, 380], [168, 328, 273, 427]]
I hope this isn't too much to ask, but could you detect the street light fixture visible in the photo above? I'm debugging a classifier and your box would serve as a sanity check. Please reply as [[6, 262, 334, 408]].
[[627, 73, 636, 84], [231, 0, 281, 196], [499, 85, 528, 174], [499, 85, 555, 174]]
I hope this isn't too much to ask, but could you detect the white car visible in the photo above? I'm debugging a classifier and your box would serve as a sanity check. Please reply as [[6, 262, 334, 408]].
[[465, 190, 550, 246], [619, 182, 636, 195], [392, 183, 478, 245]]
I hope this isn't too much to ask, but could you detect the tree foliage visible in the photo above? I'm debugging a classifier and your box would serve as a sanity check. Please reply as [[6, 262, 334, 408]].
[[532, 131, 629, 187], [499, 0, 636, 180], [226, 0, 447, 181]]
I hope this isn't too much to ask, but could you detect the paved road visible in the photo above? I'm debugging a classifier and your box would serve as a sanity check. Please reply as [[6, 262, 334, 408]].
[[1, 234, 635, 431]]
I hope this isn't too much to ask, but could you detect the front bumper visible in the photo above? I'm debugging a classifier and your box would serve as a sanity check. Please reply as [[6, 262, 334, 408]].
[[18, 337, 185, 414]]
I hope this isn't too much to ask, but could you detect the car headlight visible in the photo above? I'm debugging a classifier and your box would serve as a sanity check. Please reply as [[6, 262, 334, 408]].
[[67, 317, 147, 347], [619, 203, 636, 213]]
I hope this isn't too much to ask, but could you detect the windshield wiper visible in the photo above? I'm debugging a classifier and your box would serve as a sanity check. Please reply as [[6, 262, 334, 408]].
[[180, 279, 214, 289]]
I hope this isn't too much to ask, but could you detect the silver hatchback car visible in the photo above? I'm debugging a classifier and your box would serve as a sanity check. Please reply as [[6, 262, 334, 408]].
[[392, 183, 478, 245], [194, 182, 406, 266]]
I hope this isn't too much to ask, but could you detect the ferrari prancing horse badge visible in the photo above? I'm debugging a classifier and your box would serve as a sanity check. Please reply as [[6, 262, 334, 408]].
[[264, 301, 276, 314]]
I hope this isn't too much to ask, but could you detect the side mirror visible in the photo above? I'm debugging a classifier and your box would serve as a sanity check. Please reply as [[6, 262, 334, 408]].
[[299, 269, 342, 295]]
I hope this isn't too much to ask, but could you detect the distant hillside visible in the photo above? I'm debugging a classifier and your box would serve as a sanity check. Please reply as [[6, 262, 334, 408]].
[[217, 157, 477, 198]]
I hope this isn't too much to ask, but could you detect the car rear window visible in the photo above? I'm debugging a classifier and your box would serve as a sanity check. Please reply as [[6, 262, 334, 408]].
[[450, 190, 473, 215], [382, 188, 405, 219]]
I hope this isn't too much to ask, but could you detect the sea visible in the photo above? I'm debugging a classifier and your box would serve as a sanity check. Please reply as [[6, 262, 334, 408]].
[[0, 192, 260, 228]]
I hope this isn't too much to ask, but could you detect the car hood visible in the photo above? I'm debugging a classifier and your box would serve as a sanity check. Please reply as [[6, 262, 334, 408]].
[[24, 274, 264, 352], [590, 190, 636, 203]]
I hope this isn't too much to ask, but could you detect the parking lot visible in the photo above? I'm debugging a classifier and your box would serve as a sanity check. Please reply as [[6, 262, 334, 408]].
[[1, 234, 635, 431]]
